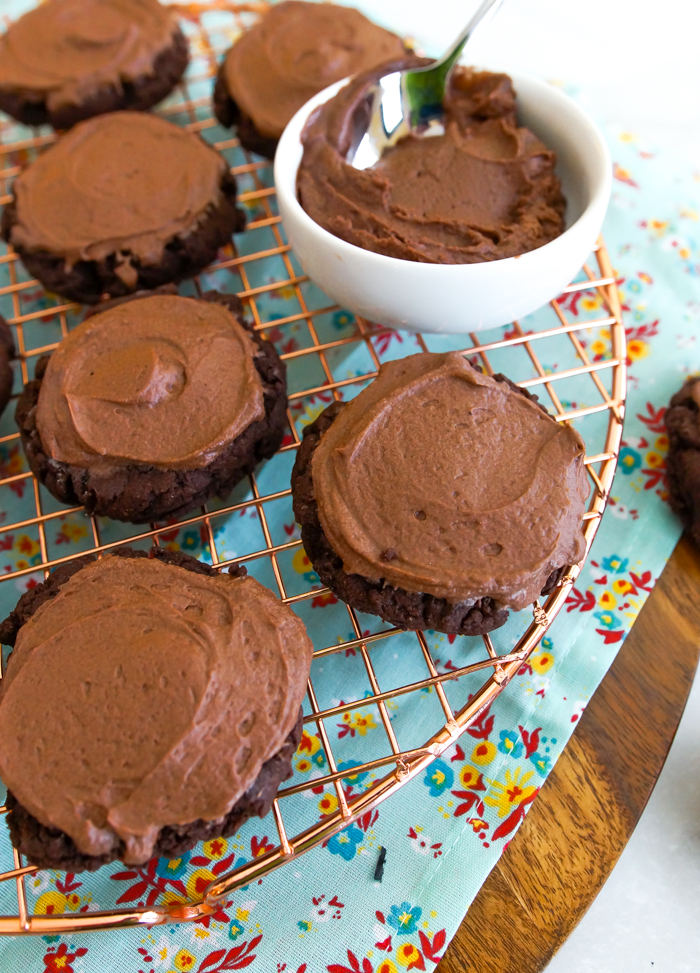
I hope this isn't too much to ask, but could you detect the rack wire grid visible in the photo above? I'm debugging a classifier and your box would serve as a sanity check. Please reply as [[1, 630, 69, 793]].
[[0, 1, 626, 935]]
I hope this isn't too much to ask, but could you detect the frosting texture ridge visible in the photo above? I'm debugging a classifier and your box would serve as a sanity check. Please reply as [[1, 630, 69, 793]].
[[36, 294, 265, 471], [298, 64, 567, 263], [311, 352, 588, 610], [223, 0, 405, 139], [0, 555, 313, 863], [9, 111, 226, 269], [0, 0, 178, 110]]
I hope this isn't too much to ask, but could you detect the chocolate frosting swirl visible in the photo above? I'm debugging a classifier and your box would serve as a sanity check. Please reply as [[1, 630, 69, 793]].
[[8, 111, 227, 270], [0, 0, 177, 110], [36, 293, 265, 471], [223, 0, 406, 139], [297, 64, 566, 263], [0, 555, 314, 863], [312, 353, 588, 610]]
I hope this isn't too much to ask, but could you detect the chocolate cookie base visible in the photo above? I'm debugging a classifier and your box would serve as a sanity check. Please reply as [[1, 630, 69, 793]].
[[0, 315, 14, 419], [213, 64, 279, 160], [1, 169, 246, 305], [291, 380, 564, 636], [664, 378, 700, 545], [0, 546, 303, 872], [14, 290, 288, 523], [0, 28, 189, 131]]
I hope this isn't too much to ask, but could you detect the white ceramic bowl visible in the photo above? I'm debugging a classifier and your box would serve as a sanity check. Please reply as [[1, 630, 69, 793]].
[[274, 70, 611, 334]]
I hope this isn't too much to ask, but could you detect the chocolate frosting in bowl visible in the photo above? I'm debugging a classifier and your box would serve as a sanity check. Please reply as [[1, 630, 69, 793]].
[[222, 0, 406, 140], [0, 555, 314, 863], [297, 63, 566, 262], [36, 293, 265, 471], [8, 111, 227, 270], [312, 352, 588, 610], [0, 0, 177, 110]]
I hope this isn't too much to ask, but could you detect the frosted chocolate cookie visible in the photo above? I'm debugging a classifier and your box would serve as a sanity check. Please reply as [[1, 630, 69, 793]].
[[213, 0, 406, 159], [0, 0, 189, 130], [0, 315, 14, 419], [15, 290, 287, 523], [291, 352, 589, 635], [1, 111, 245, 303], [664, 378, 700, 545], [0, 547, 314, 872]]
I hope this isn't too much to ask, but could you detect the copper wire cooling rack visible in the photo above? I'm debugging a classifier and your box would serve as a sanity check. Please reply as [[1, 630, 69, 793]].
[[0, 2, 626, 935]]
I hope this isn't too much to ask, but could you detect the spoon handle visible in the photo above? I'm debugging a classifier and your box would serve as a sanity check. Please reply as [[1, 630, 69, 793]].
[[404, 0, 506, 124]]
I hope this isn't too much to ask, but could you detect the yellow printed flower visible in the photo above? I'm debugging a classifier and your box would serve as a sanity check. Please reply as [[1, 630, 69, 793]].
[[396, 943, 422, 968], [292, 548, 313, 575], [612, 579, 634, 595], [376, 961, 398, 973], [203, 837, 228, 860], [655, 435, 669, 453], [646, 451, 663, 469], [619, 132, 636, 143], [318, 792, 339, 816], [581, 295, 602, 311], [173, 948, 197, 972], [35, 891, 67, 916], [531, 651, 554, 674], [628, 339, 649, 362], [296, 757, 312, 773], [298, 729, 322, 756], [186, 868, 216, 900], [590, 339, 608, 356], [598, 590, 617, 610], [650, 219, 669, 235], [485, 767, 537, 818], [471, 741, 496, 765], [59, 521, 88, 542], [16, 534, 39, 556], [459, 765, 481, 790], [299, 402, 327, 429], [341, 710, 377, 735], [638, 271, 653, 283], [161, 889, 187, 907], [236, 905, 251, 923]]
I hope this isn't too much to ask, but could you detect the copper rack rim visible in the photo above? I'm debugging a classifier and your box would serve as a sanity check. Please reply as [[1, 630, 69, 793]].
[[0, 1, 627, 936]]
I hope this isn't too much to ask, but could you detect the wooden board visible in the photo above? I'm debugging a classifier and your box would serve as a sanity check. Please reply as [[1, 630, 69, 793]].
[[438, 535, 700, 973]]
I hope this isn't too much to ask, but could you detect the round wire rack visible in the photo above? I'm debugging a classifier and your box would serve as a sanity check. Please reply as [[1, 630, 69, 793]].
[[0, 1, 626, 935]]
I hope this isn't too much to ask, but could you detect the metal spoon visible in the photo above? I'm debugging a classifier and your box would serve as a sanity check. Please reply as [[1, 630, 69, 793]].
[[349, 0, 506, 169]]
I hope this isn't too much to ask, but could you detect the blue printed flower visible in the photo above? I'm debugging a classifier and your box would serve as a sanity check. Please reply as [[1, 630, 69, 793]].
[[619, 446, 641, 474], [297, 919, 313, 932], [181, 530, 200, 551], [423, 759, 453, 796], [228, 918, 245, 941], [327, 824, 363, 861], [602, 554, 629, 574], [529, 752, 552, 776], [333, 309, 355, 331], [312, 750, 327, 768], [628, 279, 641, 292], [541, 636, 553, 652], [387, 902, 422, 935], [498, 729, 524, 759], [338, 760, 369, 788], [594, 610, 622, 630], [156, 850, 190, 880]]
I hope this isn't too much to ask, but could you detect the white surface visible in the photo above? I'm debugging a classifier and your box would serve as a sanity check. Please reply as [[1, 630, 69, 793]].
[[342, 0, 700, 965], [355, 0, 700, 161], [276, 73, 610, 333], [546, 669, 700, 972]]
